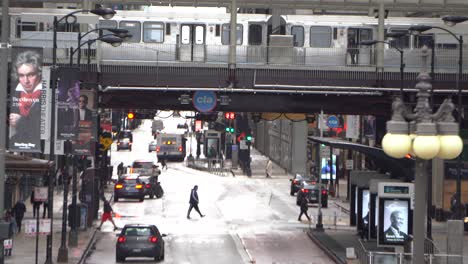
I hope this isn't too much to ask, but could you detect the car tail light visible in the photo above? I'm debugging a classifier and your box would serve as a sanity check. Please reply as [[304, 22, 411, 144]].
[[146, 184, 151, 189], [156, 147, 160, 152], [129, 168, 134, 173], [149, 236, 158, 243], [322, 190, 327, 195], [117, 236, 126, 243], [301, 189, 309, 193], [136, 184, 143, 189], [178, 146, 183, 152], [115, 184, 124, 189]]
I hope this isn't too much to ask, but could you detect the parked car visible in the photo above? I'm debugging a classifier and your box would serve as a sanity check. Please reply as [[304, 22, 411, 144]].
[[116, 224, 165, 262], [114, 177, 145, 202], [296, 182, 328, 208], [289, 174, 314, 196], [148, 141, 158, 152]]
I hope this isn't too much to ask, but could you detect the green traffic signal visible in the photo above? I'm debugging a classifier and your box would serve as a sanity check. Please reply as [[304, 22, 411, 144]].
[[225, 127, 235, 133], [225, 127, 230, 132], [230, 127, 235, 133], [246, 135, 252, 141]]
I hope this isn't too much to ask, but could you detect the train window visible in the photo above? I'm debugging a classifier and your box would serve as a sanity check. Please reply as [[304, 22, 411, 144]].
[[98, 20, 118, 36], [291, 26, 304, 47], [166, 23, 171, 35], [143, 22, 164, 43], [387, 29, 410, 49], [415, 34, 434, 48], [16, 20, 39, 38], [215, 25, 220, 37], [119, 21, 141, 43], [248, 24, 263, 46], [195, 26, 204, 44], [221, 24, 243, 45], [310, 26, 331, 48]]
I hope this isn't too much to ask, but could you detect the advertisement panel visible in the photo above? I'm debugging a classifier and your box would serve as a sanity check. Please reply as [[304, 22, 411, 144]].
[[73, 90, 96, 155], [9, 47, 44, 152], [57, 67, 80, 140], [320, 155, 336, 180], [378, 199, 411, 246]]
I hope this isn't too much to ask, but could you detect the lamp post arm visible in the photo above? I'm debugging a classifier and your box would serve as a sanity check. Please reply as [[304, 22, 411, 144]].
[[55, 9, 89, 26], [431, 98, 456, 122], [80, 28, 101, 41], [70, 39, 97, 65], [429, 26, 462, 43]]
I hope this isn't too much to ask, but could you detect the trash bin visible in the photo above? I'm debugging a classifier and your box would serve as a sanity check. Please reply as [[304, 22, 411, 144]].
[[68, 204, 79, 228], [79, 203, 88, 231]]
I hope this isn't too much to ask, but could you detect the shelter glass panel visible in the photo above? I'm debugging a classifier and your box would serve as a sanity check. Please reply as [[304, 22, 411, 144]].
[[221, 24, 243, 45], [310, 26, 332, 47], [119, 21, 141, 43], [248, 24, 263, 46], [143, 22, 164, 43], [291, 26, 304, 47]]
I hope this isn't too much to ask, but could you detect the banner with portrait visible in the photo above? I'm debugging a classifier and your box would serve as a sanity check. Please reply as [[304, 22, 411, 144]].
[[9, 47, 44, 152], [378, 199, 412, 246], [57, 67, 80, 140], [73, 89, 97, 155]]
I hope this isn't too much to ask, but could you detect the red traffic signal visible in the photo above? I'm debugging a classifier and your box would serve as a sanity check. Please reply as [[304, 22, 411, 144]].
[[224, 112, 235, 120]]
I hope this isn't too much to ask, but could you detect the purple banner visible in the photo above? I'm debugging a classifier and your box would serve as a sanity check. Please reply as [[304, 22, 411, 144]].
[[57, 67, 80, 140], [9, 47, 44, 152], [73, 90, 97, 155]]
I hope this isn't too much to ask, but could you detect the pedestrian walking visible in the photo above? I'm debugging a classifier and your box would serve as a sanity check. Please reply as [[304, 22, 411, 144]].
[[12, 200, 26, 233], [97, 200, 118, 231], [30, 190, 42, 218], [42, 201, 49, 218], [298, 195, 311, 221], [265, 159, 273, 178], [161, 159, 168, 171], [151, 164, 161, 182], [187, 185, 205, 219], [56, 167, 64, 193], [117, 162, 124, 177]]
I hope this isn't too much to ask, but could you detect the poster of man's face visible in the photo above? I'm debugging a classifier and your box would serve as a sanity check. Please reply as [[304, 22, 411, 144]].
[[383, 200, 409, 244], [362, 190, 370, 218], [8, 47, 44, 152], [73, 90, 96, 155]]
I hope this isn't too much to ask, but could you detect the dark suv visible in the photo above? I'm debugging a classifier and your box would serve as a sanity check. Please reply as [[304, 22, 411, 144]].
[[290, 174, 314, 196], [116, 224, 165, 262], [296, 182, 328, 208], [114, 177, 145, 202]]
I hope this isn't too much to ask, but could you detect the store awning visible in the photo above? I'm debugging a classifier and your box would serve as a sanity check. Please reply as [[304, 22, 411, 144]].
[[308, 136, 414, 180], [5, 153, 54, 172]]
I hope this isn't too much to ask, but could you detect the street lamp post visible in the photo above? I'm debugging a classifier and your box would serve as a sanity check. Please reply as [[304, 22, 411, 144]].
[[361, 40, 405, 97], [409, 15, 468, 219], [381, 46, 463, 264], [53, 7, 116, 263]]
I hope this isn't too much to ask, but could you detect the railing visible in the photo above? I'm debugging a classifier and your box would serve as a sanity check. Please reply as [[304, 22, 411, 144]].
[[307, 211, 350, 229], [186, 158, 233, 176]]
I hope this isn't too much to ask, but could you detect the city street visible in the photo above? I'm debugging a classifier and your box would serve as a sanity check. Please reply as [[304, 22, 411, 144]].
[[85, 120, 335, 263]]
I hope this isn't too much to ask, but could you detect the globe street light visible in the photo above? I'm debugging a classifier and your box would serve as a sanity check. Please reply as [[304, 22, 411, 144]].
[[54, 7, 116, 264], [409, 15, 467, 219], [382, 46, 463, 264]]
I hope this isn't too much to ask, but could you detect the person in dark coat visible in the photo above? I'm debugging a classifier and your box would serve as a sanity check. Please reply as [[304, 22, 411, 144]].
[[187, 185, 205, 219], [160, 159, 168, 171], [117, 162, 124, 177], [30, 191, 42, 218], [298, 195, 310, 221], [12, 200, 26, 233]]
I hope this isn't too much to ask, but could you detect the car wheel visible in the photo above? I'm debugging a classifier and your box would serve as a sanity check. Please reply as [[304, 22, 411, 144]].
[[114, 196, 119, 202], [156, 246, 165, 261], [139, 197, 144, 202], [149, 193, 155, 199]]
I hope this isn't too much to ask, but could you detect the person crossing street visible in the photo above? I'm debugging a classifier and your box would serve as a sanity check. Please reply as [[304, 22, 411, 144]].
[[187, 185, 205, 219], [298, 195, 311, 221]]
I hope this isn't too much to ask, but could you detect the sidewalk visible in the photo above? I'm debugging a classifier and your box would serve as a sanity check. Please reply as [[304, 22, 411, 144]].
[[5, 189, 98, 264], [231, 147, 291, 179]]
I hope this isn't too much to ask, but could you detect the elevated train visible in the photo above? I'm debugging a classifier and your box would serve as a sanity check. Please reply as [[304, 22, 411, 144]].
[[3, 7, 468, 71]]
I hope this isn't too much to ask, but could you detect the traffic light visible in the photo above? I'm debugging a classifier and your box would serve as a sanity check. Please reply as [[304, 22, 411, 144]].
[[246, 135, 252, 141], [127, 112, 135, 119], [224, 112, 235, 120], [126, 112, 154, 119], [225, 127, 235, 133]]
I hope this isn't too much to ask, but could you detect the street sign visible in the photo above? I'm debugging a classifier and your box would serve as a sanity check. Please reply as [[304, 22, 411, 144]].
[[100, 135, 113, 151], [34, 187, 48, 202], [179, 94, 191, 105], [219, 95, 231, 105], [239, 140, 248, 150], [326, 115, 339, 128], [193, 91, 217, 112], [24, 219, 51, 236], [346, 160, 354, 170]]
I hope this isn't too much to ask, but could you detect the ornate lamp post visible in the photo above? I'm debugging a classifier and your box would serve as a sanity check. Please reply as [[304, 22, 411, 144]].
[[381, 46, 463, 264], [409, 15, 468, 219], [54, 7, 116, 264]]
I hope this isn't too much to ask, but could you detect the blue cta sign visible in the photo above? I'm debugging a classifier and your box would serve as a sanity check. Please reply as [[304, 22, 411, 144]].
[[326, 115, 339, 128], [193, 91, 217, 112]]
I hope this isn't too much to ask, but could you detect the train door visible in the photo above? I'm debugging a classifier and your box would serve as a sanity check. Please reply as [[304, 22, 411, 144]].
[[247, 22, 267, 63], [179, 24, 206, 62], [347, 27, 373, 65]]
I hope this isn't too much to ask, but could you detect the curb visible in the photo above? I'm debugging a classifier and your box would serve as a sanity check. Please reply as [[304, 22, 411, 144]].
[[77, 229, 98, 264], [306, 230, 346, 264]]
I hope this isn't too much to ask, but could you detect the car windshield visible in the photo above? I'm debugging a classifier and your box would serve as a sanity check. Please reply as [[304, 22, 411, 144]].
[[133, 162, 154, 169], [118, 131, 132, 139], [124, 227, 154, 236]]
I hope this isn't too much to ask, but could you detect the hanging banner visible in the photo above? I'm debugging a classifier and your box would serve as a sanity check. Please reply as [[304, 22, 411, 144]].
[[73, 90, 97, 155], [346, 115, 360, 139], [40, 67, 51, 140], [57, 67, 80, 140], [9, 47, 44, 152]]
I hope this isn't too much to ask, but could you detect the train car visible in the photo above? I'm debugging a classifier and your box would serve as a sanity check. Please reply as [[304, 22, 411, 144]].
[[3, 6, 468, 71]]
